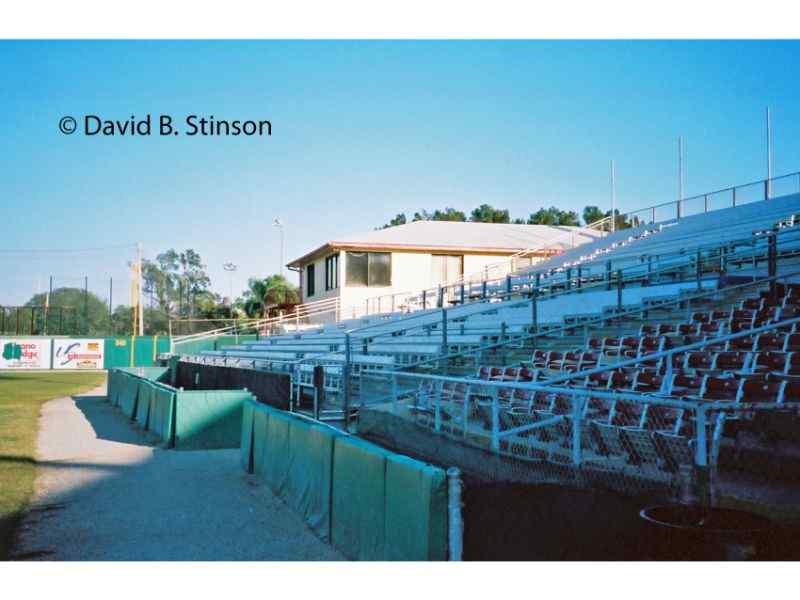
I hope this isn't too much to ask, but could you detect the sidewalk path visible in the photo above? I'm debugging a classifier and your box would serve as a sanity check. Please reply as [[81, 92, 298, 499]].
[[14, 386, 343, 560]]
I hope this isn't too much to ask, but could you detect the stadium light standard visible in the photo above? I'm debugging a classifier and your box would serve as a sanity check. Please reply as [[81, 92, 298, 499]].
[[223, 262, 237, 306], [273, 218, 285, 277]]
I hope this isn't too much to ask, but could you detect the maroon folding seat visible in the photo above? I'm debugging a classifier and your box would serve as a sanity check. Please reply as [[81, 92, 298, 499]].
[[701, 376, 739, 401], [585, 371, 611, 388], [610, 400, 646, 427], [677, 323, 698, 335], [691, 312, 710, 323], [779, 306, 800, 320], [713, 351, 748, 372], [476, 365, 492, 380], [740, 298, 763, 310], [668, 374, 704, 397], [532, 391, 556, 412], [754, 307, 781, 326], [711, 310, 731, 320], [588, 338, 603, 350], [699, 321, 726, 336], [578, 352, 599, 369], [755, 332, 784, 352], [730, 310, 756, 329], [684, 352, 713, 372], [531, 350, 548, 368], [518, 366, 538, 382], [781, 381, 800, 402], [727, 336, 756, 352], [737, 379, 782, 403], [638, 336, 663, 356], [608, 370, 634, 390], [632, 370, 663, 392], [491, 366, 520, 381], [639, 324, 658, 336], [545, 351, 565, 370], [784, 334, 800, 352], [752, 351, 786, 374], [785, 353, 800, 376], [511, 388, 534, 408]]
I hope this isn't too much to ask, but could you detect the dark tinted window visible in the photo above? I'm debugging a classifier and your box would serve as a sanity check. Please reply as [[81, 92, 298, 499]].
[[368, 252, 391, 286], [306, 263, 315, 296], [346, 252, 368, 286], [325, 254, 339, 290]]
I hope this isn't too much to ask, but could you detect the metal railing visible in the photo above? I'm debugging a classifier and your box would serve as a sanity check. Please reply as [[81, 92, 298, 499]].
[[587, 171, 800, 232]]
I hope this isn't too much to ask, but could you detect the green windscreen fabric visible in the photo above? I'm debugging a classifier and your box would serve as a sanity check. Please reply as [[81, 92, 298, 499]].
[[252, 406, 270, 476], [240, 399, 257, 473], [384, 455, 448, 561], [331, 436, 392, 561], [119, 375, 139, 419], [135, 380, 153, 429], [263, 408, 292, 497], [173, 390, 250, 450], [286, 418, 339, 542], [149, 384, 176, 445]]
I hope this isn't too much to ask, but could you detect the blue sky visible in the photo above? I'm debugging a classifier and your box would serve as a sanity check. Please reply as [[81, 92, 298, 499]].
[[1, 40, 799, 306]]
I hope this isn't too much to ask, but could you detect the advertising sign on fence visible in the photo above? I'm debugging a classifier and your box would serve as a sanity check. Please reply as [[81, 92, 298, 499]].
[[0, 338, 52, 369], [53, 339, 105, 370]]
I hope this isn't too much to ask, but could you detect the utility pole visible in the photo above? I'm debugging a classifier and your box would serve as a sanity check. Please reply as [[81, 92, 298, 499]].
[[273, 218, 285, 277], [84, 276, 89, 335], [137, 243, 144, 336], [109, 277, 113, 335], [610, 160, 616, 234], [223, 262, 238, 308], [678, 136, 684, 206], [766, 107, 773, 199]]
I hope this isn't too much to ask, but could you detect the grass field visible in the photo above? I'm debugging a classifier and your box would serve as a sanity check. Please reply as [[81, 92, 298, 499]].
[[0, 371, 106, 560]]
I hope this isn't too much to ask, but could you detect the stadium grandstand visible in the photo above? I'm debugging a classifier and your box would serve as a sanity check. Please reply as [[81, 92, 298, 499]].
[[176, 172, 800, 510]]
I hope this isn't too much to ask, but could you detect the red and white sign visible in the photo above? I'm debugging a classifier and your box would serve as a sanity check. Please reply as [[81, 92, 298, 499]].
[[53, 339, 105, 370]]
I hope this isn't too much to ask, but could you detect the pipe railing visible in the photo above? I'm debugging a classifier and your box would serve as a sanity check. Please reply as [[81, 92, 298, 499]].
[[586, 171, 800, 232]]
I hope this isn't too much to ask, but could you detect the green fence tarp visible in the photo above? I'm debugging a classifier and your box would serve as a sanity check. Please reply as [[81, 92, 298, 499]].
[[384, 454, 448, 561], [252, 406, 270, 476], [135, 380, 152, 429], [263, 408, 292, 496], [331, 436, 392, 561], [149, 384, 175, 445], [240, 399, 257, 473], [119, 374, 139, 419], [173, 390, 250, 450], [286, 418, 339, 542]]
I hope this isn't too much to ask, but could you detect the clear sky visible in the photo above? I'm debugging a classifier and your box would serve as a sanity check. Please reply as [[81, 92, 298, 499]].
[[1, 40, 799, 306]]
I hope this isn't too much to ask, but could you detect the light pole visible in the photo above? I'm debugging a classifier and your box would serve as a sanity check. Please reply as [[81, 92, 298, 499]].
[[273, 218, 284, 277], [223, 262, 237, 308]]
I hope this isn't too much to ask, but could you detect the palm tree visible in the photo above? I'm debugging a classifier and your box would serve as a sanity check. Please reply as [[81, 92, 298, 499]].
[[242, 275, 299, 318]]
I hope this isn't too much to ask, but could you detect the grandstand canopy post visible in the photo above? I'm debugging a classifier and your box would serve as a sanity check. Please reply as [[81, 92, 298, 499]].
[[343, 332, 351, 432], [694, 405, 708, 468], [490, 388, 499, 453], [571, 396, 584, 465]]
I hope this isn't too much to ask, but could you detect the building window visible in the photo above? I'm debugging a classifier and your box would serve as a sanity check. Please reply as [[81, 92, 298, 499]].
[[345, 251, 391, 287], [306, 264, 315, 297], [325, 254, 339, 291]]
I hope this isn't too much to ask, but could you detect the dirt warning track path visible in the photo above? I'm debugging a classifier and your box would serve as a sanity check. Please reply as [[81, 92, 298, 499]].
[[13, 386, 343, 560]]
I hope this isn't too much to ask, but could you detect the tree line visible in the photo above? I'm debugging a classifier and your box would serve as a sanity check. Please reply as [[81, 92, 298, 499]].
[[23, 248, 299, 336], [379, 204, 631, 229]]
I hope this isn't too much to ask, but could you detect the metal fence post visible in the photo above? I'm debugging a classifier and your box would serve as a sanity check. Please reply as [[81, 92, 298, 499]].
[[606, 260, 612, 291], [531, 286, 539, 333], [446, 467, 463, 561], [481, 280, 487, 299], [764, 179, 770, 200], [460, 283, 465, 305], [441, 308, 448, 368], [434, 380, 443, 432], [696, 249, 702, 290], [391, 372, 398, 415], [694, 404, 707, 467], [343, 332, 351, 432], [422, 289, 427, 310], [616, 269, 623, 310], [571, 395, 583, 465], [490, 388, 499, 453], [506, 275, 512, 297], [437, 285, 444, 308]]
